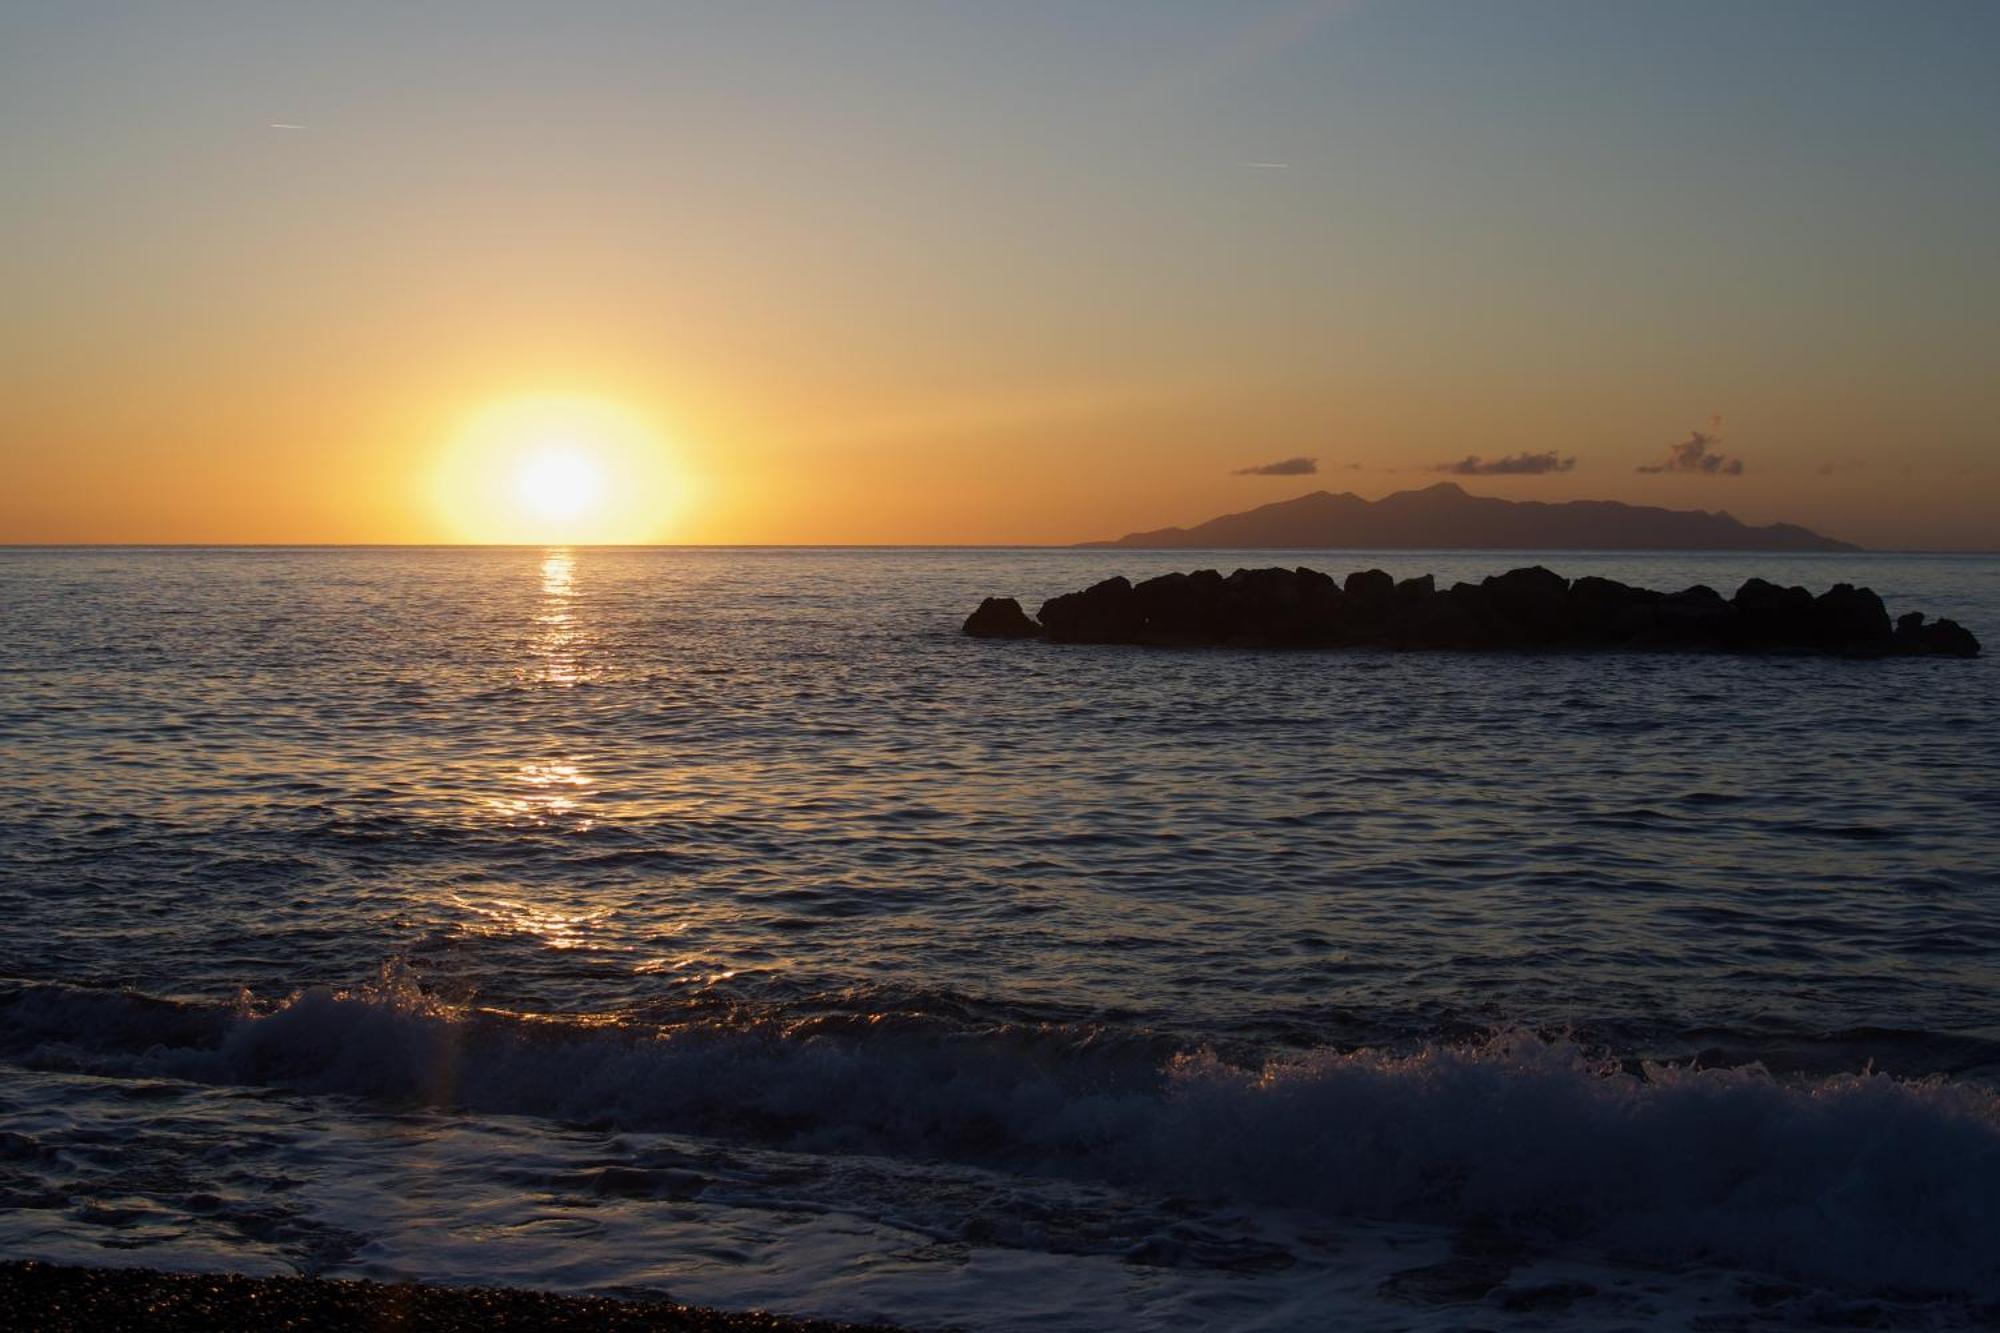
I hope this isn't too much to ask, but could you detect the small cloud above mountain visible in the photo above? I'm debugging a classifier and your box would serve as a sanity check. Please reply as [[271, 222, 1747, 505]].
[[1638, 424, 1744, 476], [1233, 456, 1318, 476], [1432, 451, 1575, 477]]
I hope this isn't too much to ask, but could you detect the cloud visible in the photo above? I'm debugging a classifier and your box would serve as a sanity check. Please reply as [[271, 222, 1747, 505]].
[[1638, 425, 1744, 476], [1432, 451, 1576, 476], [1233, 456, 1318, 476]]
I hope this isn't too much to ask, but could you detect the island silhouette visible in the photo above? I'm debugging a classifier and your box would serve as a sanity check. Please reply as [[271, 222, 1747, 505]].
[[1081, 481, 1857, 551]]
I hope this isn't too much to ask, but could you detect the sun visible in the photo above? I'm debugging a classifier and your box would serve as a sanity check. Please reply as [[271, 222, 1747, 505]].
[[432, 396, 688, 543], [515, 446, 607, 524]]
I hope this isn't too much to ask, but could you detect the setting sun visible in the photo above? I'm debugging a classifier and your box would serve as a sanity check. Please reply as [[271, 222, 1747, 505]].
[[432, 396, 688, 543], [515, 448, 606, 524]]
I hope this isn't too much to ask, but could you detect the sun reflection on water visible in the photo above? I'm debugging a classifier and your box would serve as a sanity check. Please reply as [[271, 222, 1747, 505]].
[[488, 759, 595, 826], [466, 548, 711, 985], [486, 550, 603, 827], [531, 549, 593, 688], [447, 891, 619, 952]]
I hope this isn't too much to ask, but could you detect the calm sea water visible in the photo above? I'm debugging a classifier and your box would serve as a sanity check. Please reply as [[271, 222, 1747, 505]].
[[3, 547, 1997, 1329]]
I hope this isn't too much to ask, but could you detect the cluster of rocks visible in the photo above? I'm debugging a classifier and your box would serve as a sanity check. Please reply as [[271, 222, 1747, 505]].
[[963, 566, 1981, 657]]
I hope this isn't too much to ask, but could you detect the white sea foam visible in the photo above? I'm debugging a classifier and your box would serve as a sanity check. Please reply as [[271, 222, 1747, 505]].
[[5, 976, 1997, 1301]]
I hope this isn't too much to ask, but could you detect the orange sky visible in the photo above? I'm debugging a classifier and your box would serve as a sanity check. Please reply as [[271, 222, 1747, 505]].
[[3, 4, 1996, 549]]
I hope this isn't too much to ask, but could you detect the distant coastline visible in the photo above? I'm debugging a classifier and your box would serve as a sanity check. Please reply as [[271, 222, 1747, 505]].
[[1080, 482, 1860, 552]]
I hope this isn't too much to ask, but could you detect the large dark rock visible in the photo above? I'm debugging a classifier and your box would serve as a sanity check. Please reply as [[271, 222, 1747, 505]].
[[1215, 567, 1345, 645], [1227, 566, 1305, 609], [1648, 585, 1733, 647], [962, 597, 1040, 639], [1343, 568, 1395, 605], [1131, 571, 1221, 643], [1037, 576, 1139, 644], [1398, 585, 1488, 648], [1568, 576, 1656, 642], [1393, 574, 1436, 608], [1278, 567, 1348, 646], [1732, 577, 1815, 619], [1812, 583, 1893, 650], [1480, 566, 1570, 639], [1730, 578, 1818, 647], [1336, 569, 1398, 641], [970, 566, 1979, 657], [1894, 611, 1982, 658]]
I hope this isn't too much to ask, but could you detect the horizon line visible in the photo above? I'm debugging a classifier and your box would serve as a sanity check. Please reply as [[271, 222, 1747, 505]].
[[5, 542, 1998, 555]]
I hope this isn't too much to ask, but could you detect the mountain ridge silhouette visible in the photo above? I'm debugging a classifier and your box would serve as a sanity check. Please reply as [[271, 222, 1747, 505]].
[[1080, 482, 1858, 551]]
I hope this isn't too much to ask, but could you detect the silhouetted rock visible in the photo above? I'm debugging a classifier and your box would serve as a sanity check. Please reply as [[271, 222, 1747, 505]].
[[1813, 583, 1893, 649], [1037, 576, 1140, 644], [1894, 611, 1981, 659], [966, 566, 1981, 657], [1129, 571, 1207, 643], [1650, 585, 1733, 646], [962, 597, 1039, 639], [1930, 620, 1979, 657], [1343, 569, 1395, 604], [1568, 576, 1656, 642], [1393, 574, 1436, 606], [1481, 566, 1570, 639], [1399, 585, 1487, 649], [1731, 578, 1817, 647], [1337, 569, 1397, 641]]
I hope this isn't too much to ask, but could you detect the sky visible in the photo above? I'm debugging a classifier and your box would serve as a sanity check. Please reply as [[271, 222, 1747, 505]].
[[3, 1, 1996, 547]]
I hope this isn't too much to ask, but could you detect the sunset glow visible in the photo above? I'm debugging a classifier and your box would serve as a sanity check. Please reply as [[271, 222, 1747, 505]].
[[4, 6, 1995, 547], [432, 397, 685, 544]]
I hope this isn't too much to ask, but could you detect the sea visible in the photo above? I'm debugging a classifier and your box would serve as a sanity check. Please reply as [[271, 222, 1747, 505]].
[[2, 546, 1996, 1331]]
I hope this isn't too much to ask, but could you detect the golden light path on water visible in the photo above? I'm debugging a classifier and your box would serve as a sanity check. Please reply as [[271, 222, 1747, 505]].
[[457, 552, 721, 981], [460, 549, 616, 956]]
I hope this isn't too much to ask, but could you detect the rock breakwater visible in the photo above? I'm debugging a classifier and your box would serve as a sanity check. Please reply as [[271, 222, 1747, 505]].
[[964, 567, 1980, 656]]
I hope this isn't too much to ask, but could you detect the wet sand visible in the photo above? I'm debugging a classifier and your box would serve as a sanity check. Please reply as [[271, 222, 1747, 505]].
[[0, 1260, 903, 1332]]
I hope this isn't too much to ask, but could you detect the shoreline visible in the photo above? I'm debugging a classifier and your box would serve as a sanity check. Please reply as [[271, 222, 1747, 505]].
[[0, 1260, 904, 1333]]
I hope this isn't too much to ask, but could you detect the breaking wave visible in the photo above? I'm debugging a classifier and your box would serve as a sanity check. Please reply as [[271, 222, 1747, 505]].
[[4, 972, 1998, 1298]]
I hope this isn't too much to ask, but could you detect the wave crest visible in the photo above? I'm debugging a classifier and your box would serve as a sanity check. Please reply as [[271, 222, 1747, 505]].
[[4, 975, 1998, 1297]]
